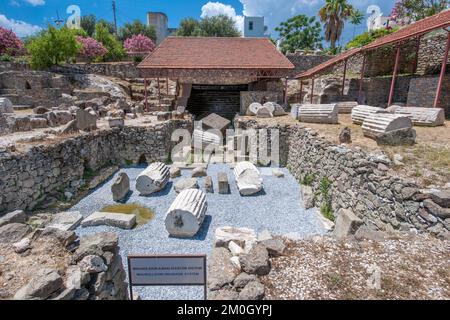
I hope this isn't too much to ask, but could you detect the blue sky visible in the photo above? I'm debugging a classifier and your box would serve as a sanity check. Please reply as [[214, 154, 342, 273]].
[[0, 0, 397, 46]]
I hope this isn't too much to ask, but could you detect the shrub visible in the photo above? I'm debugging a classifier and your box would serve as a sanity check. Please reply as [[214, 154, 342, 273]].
[[319, 177, 334, 221], [346, 28, 397, 49], [0, 54, 13, 62], [302, 173, 315, 186], [124, 34, 155, 54], [94, 23, 126, 62], [76, 36, 108, 61], [27, 26, 81, 69], [0, 26, 24, 56]]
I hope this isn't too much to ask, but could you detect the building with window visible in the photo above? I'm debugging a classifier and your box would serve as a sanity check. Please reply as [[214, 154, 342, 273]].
[[243, 16, 268, 38]]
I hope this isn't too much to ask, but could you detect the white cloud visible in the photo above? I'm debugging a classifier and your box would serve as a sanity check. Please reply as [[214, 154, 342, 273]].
[[201, 2, 245, 34], [23, 0, 45, 6], [0, 14, 42, 37]]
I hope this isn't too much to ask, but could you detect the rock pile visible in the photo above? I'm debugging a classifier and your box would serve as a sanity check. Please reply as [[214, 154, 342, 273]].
[[208, 227, 285, 300]]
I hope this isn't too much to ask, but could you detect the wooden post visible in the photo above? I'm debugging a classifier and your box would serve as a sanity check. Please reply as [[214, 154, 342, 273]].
[[310, 78, 314, 104], [358, 53, 366, 103], [342, 59, 348, 95], [388, 46, 401, 107], [166, 77, 169, 95], [144, 78, 148, 111], [433, 31, 450, 108], [299, 80, 303, 103]]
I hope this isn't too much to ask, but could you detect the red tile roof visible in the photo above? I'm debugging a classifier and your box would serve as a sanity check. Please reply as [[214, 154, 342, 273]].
[[296, 9, 450, 79], [138, 37, 295, 70]]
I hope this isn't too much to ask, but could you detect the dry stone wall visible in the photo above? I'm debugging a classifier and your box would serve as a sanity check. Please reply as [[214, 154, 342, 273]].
[[0, 119, 192, 214], [234, 118, 449, 239], [51, 63, 140, 79]]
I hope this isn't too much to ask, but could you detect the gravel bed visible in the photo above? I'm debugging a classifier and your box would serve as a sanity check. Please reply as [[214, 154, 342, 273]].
[[72, 163, 326, 300]]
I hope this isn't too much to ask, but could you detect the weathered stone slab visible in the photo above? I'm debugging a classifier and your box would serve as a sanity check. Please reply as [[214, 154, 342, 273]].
[[201, 113, 231, 135], [431, 191, 450, 208], [0, 223, 31, 243], [192, 166, 207, 178], [336, 101, 358, 114], [260, 239, 285, 257], [47, 211, 83, 231], [215, 226, 257, 248], [0, 97, 13, 114], [376, 128, 416, 146], [362, 114, 413, 139], [204, 176, 214, 193], [108, 117, 124, 128], [218, 172, 229, 194], [333, 209, 363, 239], [239, 244, 270, 275], [208, 247, 239, 291], [0, 210, 27, 228], [81, 212, 136, 230], [238, 281, 265, 300], [351, 105, 387, 125], [165, 189, 207, 238], [298, 104, 338, 124], [170, 166, 181, 178], [174, 178, 199, 194], [391, 107, 445, 127], [136, 162, 170, 195], [14, 268, 63, 300], [423, 199, 450, 219], [76, 108, 97, 131], [111, 172, 130, 202], [234, 162, 263, 196]]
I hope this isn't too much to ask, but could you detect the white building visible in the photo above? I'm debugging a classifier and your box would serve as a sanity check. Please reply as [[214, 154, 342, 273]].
[[243, 16, 268, 38]]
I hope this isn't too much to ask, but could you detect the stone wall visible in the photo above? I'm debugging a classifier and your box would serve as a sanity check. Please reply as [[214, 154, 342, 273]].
[[0, 61, 30, 72], [0, 120, 193, 214], [416, 30, 450, 75], [407, 74, 450, 117], [51, 63, 140, 79], [240, 92, 283, 115], [234, 118, 449, 239], [286, 52, 333, 77]]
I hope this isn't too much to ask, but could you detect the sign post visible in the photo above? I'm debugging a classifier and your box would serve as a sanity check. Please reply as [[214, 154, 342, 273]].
[[127, 254, 207, 300]]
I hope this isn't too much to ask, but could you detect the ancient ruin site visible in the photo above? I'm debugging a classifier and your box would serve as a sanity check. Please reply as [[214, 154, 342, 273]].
[[0, 1, 449, 303]]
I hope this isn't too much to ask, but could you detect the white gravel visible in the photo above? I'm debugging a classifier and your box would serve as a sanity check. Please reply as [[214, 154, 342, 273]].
[[72, 163, 326, 300]]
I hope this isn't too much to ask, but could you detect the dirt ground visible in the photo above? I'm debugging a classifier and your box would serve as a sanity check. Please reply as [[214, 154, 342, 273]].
[[261, 235, 450, 300], [0, 236, 72, 299], [241, 114, 450, 188]]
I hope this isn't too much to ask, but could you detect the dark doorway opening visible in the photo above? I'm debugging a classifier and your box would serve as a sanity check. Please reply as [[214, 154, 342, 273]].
[[187, 84, 248, 120]]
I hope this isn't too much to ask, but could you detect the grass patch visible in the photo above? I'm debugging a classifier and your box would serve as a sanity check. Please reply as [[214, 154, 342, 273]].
[[124, 159, 133, 166], [83, 168, 97, 181], [301, 173, 315, 186]]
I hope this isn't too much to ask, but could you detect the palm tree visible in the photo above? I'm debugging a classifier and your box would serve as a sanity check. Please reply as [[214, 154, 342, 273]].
[[319, 0, 356, 49], [349, 9, 364, 38]]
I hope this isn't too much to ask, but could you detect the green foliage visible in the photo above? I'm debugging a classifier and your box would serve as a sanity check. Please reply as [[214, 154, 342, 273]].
[[81, 15, 97, 37], [319, 177, 334, 221], [0, 54, 12, 62], [133, 56, 143, 63], [319, 0, 357, 49], [275, 15, 323, 54], [176, 15, 240, 37], [124, 159, 133, 166], [346, 28, 397, 49], [83, 168, 97, 181], [392, 0, 449, 22], [26, 26, 81, 70], [118, 20, 156, 42], [97, 19, 116, 34], [349, 9, 364, 25], [94, 23, 126, 62], [301, 173, 315, 186]]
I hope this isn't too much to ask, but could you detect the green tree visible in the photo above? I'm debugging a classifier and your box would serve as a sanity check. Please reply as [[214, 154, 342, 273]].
[[27, 26, 81, 69], [391, 0, 448, 22], [319, 0, 357, 49], [346, 28, 397, 49], [176, 18, 203, 36], [97, 19, 116, 34], [200, 15, 241, 37], [349, 9, 364, 38], [94, 23, 126, 62], [118, 20, 156, 42], [80, 14, 96, 37], [175, 14, 240, 37], [275, 15, 323, 54]]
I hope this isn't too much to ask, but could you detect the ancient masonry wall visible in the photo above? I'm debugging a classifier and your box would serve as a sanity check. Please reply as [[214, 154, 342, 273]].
[[234, 119, 449, 239], [0, 120, 192, 213], [51, 63, 140, 79]]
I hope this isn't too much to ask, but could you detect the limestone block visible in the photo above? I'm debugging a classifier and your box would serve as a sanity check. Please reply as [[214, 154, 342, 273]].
[[204, 176, 214, 193], [0, 97, 13, 114], [290, 104, 300, 119], [111, 173, 130, 202], [333, 209, 363, 239], [136, 162, 170, 195], [81, 212, 136, 230], [298, 104, 338, 124], [174, 178, 199, 194], [391, 107, 445, 127], [234, 162, 263, 196], [214, 226, 257, 248], [76, 109, 97, 131], [165, 189, 207, 238], [336, 101, 358, 114], [218, 172, 229, 194], [362, 114, 413, 139], [108, 117, 124, 128], [48, 211, 83, 231], [256, 106, 273, 118], [351, 105, 387, 125]]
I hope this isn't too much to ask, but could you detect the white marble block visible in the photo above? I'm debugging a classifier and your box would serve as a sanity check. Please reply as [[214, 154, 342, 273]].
[[362, 114, 413, 139], [234, 161, 263, 196], [298, 104, 339, 124], [136, 162, 170, 195], [351, 105, 387, 125]]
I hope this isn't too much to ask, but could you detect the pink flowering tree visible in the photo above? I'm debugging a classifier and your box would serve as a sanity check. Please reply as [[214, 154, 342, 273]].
[[76, 36, 108, 62], [124, 34, 155, 55], [0, 26, 25, 56]]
